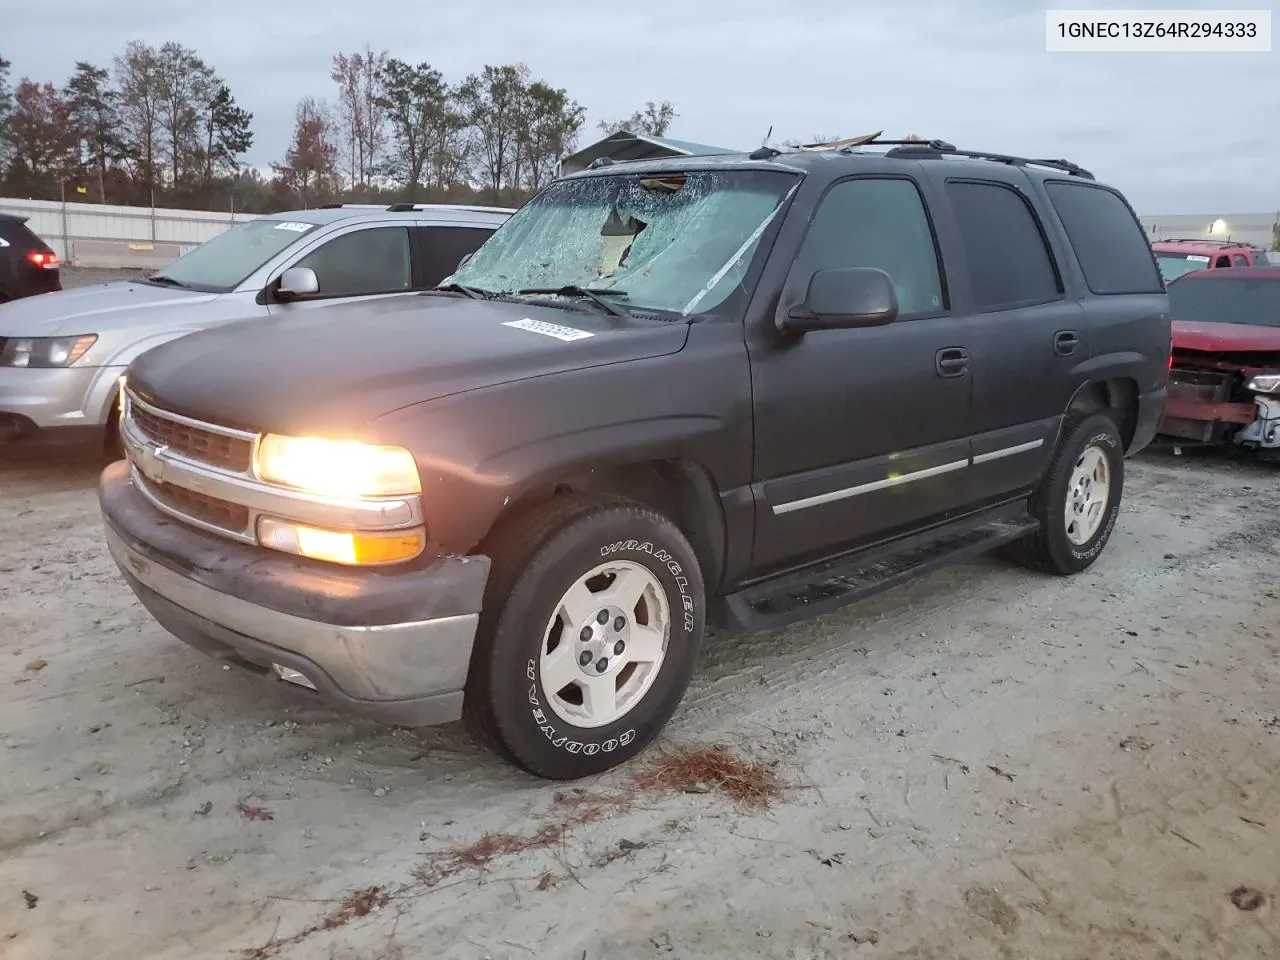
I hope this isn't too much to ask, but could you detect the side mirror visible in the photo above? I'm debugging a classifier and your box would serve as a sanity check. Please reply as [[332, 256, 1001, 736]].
[[780, 267, 899, 334], [274, 266, 319, 302]]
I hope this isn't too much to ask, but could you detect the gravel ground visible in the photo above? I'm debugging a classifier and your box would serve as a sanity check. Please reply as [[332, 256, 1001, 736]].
[[0, 446, 1277, 960], [59, 266, 141, 289]]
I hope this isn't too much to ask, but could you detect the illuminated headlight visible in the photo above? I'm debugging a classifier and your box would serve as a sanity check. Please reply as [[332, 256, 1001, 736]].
[[0, 335, 97, 368], [254, 434, 422, 498], [257, 517, 425, 566], [1246, 373, 1280, 394]]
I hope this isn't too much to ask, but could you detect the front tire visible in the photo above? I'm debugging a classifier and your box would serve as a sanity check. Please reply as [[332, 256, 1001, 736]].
[[463, 494, 705, 780], [1007, 412, 1125, 575], [103, 406, 124, 462]]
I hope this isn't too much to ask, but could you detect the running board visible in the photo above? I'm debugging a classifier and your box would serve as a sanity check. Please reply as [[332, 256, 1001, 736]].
[[723, 504, 1039, 632]]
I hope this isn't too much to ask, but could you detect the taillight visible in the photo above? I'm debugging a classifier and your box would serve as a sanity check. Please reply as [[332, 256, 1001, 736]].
[[27, 251, 59, 270]]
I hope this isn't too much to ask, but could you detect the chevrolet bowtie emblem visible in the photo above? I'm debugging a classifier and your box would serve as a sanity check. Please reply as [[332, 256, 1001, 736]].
[[137, 444, 168, 484]]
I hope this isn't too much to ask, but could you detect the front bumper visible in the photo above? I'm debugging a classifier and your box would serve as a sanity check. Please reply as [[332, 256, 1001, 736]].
[[99, 460, 491, 726], [1159, 368, 1280, 449], [0, 363, 124, 445], [1236, 394, 1280, 449]]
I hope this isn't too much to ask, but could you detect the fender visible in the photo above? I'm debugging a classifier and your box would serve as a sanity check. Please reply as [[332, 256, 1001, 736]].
[[1070, 350, 1151, 388], [365, 328, 755, 559], [479, 415, 727, 504], [85, 328, 212, 426]]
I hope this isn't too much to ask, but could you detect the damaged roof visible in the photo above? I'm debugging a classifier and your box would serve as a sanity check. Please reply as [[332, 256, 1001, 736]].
[[560, 130, 737, 175]]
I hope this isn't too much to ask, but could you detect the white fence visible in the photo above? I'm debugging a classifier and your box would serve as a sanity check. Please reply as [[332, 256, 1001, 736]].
[[1139, 212, 1278, 250], [0, 196, 258, 269], [4, 194, 1277, 271]]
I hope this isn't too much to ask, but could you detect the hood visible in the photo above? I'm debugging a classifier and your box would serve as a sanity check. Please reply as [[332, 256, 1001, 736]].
[[0, 280, 214, 336], [1171, 320, 1280, 354], [126, 294, 691, 435]]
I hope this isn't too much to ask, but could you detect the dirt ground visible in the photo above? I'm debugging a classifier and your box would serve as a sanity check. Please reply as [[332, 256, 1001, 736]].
[[0, 444, 1276, 960], [0, 268, 1277, 959], [56, 266, 140, 289]]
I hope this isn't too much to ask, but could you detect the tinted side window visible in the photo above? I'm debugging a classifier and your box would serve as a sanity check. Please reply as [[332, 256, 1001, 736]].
[[0, 219, 48, 251], [1214, 255, 1230, 268], [0, 220, 27, 246], [1232, 254, 1249, 266], [419, 226, 496, 286], [294, 226, 412, 297], [1044, 181, 1164, 294], [790, 178, 944, 316], [945, 181, 1061, 309]]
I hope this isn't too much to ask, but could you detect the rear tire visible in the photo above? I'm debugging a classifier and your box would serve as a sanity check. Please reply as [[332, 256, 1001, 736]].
[[463, 494, 705, 780], [1007, 412, 1124, 575]]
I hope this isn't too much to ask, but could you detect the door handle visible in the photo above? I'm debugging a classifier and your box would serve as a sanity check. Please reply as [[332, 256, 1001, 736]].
[[1054, 330, 1080, 356], [935, 347, 969, 378]]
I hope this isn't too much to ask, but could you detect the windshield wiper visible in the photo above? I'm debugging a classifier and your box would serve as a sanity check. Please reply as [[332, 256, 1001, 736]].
[[146, 273, 186, 287], [517, 285, 629, 318], [431, 282, 490, 300]]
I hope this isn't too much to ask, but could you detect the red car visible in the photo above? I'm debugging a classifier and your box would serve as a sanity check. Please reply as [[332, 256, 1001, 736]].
[[1161, 267, 1280, 454], [1153, 238, 1270, 285]]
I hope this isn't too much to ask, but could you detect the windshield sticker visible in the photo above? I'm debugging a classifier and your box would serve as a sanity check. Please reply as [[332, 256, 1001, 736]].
[[274, 221, 314, 233], [503, 318, 594, 342], [1187, 255, 1210, 263]]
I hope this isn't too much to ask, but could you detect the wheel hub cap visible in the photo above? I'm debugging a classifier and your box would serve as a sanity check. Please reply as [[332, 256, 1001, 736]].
[[1064, 444, 1111, 546], [537, 560, 671, 729], [575, 604, 630, 677]]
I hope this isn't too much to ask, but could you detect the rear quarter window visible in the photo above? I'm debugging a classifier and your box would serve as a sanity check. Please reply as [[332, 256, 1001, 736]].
[[419, 226, 497, 286], [1044, 182, 1164, 294], [0, 220, 28, 246]]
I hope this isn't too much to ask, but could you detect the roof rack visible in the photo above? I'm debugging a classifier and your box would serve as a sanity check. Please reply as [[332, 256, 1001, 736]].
[[879, 143, 1095, 179], [1154, 237, 1249, 246], [748, 131, 1098, 180]]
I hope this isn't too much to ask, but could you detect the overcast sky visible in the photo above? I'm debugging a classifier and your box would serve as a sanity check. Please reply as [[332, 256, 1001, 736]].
[[5, 0, 1277, 214]]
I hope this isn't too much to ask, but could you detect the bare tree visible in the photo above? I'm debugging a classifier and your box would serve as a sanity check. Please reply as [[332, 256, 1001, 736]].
[[598, 100, 677, 137], [113, 41, 162, 197], [154, 41, 216, 186], [271, 97, 339, 207], [330, 45, 388, 190]]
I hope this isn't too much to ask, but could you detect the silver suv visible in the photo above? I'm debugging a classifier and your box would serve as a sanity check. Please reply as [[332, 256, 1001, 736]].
[[0, 203, 512, 454]]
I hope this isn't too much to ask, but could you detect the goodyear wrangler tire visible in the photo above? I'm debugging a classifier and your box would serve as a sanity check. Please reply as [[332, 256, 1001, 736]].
[[1007, 412, 1124, 575], [463, 494, 705, 780]]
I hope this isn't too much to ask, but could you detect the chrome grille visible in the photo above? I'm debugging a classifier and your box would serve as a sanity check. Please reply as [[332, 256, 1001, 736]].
[[129, 400, 253, 473], [122, 388, 260, 541], [140, 477, 252, 533], [119, 385, 424, 546]]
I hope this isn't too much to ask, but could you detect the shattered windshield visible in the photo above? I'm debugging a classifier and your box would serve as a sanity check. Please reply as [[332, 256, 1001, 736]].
[[449, 169, 797, 316], [144, 218, 318, 293], [1155, 252, 1212, 284]]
